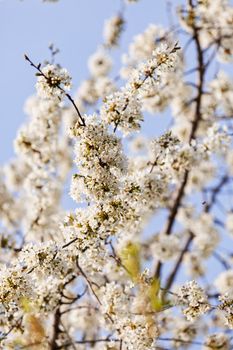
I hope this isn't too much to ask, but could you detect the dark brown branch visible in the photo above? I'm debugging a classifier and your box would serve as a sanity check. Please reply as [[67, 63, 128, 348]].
[[204, 175, 228, 213], [188, 5, 205, 141], [158, 337, 203, 346], [213, 251, 231, 270], [50, 275, 81, 349], [154, 170, 189, 277], [154, 0, 206, 279], [164, 232, 193, 292], [57, 337, 119, 349], [163, 174, 229, 291], [76, 256, 102, 306], [50, 308, 61, 350], [62, 237, 78, 249]]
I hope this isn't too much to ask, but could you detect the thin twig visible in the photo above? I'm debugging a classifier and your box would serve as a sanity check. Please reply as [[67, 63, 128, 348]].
[[24, 54, 85, 126]]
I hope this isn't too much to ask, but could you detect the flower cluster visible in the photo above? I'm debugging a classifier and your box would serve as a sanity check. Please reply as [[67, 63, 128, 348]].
[[178, 0, 233, 62], [103, 14, 125, 48], [176, 281, 211, 321], [204, 333, 230, 350], [70, 114, 126, 202], [101, 88, 143, 134], [102, 41, 179, 134], [218, 293, 233, 329], [36, 64, 71, 100]]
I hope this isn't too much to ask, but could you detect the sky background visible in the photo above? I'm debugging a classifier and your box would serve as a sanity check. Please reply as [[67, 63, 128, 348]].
[[0, 0, 180, 163]]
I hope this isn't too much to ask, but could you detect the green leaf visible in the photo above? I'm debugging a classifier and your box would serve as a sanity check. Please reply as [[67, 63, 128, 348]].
[[148, 278, 163, 312], [120, 242, 140, 281], [20, 296, 33, 313]]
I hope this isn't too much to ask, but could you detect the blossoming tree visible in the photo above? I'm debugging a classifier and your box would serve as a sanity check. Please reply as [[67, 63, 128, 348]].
[[1, 0, 233, 349]]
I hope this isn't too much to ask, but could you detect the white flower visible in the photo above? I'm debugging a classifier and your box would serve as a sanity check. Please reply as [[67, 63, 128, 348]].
[[103, 15, 124, 47], [36, 64, 71, 100], [214, 270, 233, 294], [152, 42, 178, 73], [172, 320, 197, 348], [209, 71, 233, 117], [15, 95, 61, 169], [121, 24, 168, 74], [152, 233, 180, 262], [219, 293, 233, 329], [94, 76, 116, 98], [101, 88, 143, 135], [184, 251, 205, 278], [88, 49, 112, 77], [70, 114, 126, 202], [0, 264, 35, 314], [203, 333, 230, 350], [77, 78, 99, 105], [176, 280, 210, 321]]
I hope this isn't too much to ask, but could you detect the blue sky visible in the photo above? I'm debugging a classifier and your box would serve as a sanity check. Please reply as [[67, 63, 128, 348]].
[[0, 0, 179, 163]]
